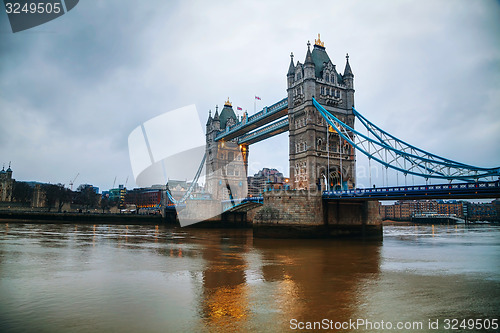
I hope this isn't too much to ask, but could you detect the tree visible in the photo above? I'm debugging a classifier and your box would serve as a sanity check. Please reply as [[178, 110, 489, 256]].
[[75, 184, 99, 210], [12, 181, 33, 206], [42, 183, 70, 212], [100, 194, 110, 213]]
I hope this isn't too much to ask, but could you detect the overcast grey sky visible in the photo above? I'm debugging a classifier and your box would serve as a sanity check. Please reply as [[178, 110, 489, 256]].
[[1, 0, 499, 191]]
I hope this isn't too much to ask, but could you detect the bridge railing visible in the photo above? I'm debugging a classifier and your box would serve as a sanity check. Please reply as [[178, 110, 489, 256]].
[[215, 98, 288, 141], [323, 180, 500, 199]]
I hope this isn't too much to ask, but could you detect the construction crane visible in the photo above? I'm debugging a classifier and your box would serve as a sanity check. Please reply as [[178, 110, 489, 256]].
[[112, 176, 117, 189], [69, 173, 79, 191]]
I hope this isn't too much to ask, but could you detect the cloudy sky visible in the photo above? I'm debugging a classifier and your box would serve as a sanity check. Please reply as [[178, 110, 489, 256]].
[[1, 0, 499, 191]]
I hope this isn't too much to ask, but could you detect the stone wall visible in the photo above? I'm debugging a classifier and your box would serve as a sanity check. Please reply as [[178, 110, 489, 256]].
[[253, 189, 382, 239], [253, 190, 324, 226]]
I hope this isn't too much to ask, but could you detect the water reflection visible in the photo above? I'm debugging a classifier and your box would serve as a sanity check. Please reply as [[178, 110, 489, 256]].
[[0, 223, 498, 333], [198, 232, 250, 330], [252, 239, 381, 329]]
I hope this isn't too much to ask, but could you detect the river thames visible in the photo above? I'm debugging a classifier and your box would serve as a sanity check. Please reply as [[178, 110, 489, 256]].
[[0, 223, 499, 332]]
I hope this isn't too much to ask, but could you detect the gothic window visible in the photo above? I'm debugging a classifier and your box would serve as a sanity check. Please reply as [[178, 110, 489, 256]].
[[320, 86, 325, 95], [299, 86, 302, 95], [325, 74, 329, 82], [228, 152, 234, 161], [326, 87, 330, 95]]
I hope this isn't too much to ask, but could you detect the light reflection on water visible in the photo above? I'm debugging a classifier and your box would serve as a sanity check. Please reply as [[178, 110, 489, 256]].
[[0, 223, 499, 332]]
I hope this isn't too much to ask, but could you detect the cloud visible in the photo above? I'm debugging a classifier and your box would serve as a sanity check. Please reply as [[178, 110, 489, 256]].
[[1, 0, 499, 191]]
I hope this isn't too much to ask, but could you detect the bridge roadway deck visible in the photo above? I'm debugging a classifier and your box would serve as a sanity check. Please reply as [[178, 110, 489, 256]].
[[215, 98, 288, 142], [323, 180, 500, 201]]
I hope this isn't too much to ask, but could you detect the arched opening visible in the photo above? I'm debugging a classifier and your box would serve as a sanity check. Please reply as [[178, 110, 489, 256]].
[[329, 171, 340, 190]]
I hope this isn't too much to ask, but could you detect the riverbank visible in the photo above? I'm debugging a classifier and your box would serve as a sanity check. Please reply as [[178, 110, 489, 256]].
[[0, 211, 164, 224]]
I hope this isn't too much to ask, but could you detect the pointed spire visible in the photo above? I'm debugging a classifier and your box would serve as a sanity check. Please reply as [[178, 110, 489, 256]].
[[287, 52, 295, 76], [305, 41, 313, 65], [206, 109, 212, 125], [344, 53, 353, 76], [214, 105, 219, 121]]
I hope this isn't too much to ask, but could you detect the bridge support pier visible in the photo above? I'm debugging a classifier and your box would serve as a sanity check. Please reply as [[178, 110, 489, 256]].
[[253, 190, 382, 239]]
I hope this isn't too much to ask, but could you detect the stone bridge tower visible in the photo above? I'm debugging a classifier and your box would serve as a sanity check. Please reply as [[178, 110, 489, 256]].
[[287, 35, 356, 191], [205, 99, 248, 201]]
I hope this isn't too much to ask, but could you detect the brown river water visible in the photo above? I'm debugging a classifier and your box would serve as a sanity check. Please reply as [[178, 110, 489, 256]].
[[0, 223, 499, 332]]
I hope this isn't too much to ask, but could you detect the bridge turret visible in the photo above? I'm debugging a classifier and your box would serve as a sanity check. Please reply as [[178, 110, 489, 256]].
[[343, 53, 355, 109], [212, 106, 220, 130], [287, 52, 295, 88]]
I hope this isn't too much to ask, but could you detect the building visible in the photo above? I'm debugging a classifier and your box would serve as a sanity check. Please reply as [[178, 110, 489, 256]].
[[108, 185, 127, 208], [0, 164, 14, 202], [287, 35, 355, 190], [205, 98, 248, 200], [125, 188, 162, 209], [380, 200, 465, 221], [466, 202, 498, 221], [247, 168, 289, 197]]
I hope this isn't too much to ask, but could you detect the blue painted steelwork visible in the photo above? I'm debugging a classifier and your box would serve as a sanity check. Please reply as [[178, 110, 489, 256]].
[[312, 98, 500, 181], [323, 180, 500, 200], [221, 196, 263, 212], [237, 118, 289, 145], [221, 196, 264, 205], [166, 153, 206, 204], [215, 98, 288, 142]]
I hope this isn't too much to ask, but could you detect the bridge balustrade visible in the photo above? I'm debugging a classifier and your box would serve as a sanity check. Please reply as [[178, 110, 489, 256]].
[[323, 180, 500, 200]]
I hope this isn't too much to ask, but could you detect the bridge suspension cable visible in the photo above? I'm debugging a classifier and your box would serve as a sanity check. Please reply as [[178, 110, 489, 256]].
[[312, 98, 500, 182], [166, 152, 206, 204]]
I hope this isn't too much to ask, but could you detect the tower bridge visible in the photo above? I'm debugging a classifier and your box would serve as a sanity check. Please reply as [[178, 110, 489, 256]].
[[169, 34, 499, 237]]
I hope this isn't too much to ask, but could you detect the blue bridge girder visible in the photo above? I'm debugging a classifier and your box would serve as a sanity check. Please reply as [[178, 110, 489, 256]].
[[237, 118, 289, 145], [215, 98, 288, 143], [221, 196, 264, 212], [313, 98, 500, 181], [323, 180, 500, 201]]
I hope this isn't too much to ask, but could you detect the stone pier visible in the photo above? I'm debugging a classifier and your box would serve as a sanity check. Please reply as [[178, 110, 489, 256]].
[[253, 190, 382, 239]]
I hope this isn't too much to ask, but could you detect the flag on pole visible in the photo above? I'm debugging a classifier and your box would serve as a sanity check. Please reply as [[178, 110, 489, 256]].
[[237, 107, 242, 111], [255, 96, 261, 100]]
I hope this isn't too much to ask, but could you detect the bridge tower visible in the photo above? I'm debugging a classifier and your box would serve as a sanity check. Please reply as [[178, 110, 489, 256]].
[[287, 34, 356, 191], [205, 98, 248, 201]]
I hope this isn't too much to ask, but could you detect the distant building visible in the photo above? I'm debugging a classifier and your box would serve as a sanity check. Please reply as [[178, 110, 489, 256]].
[[108, 185, 127, 208], [380, 200, 465, 221], [466, 201, 498, 221], [0, 164, 14, 202], [125, 188, 162, 209], [380, 199, 498, 222], [247, 168, 289, 197]]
